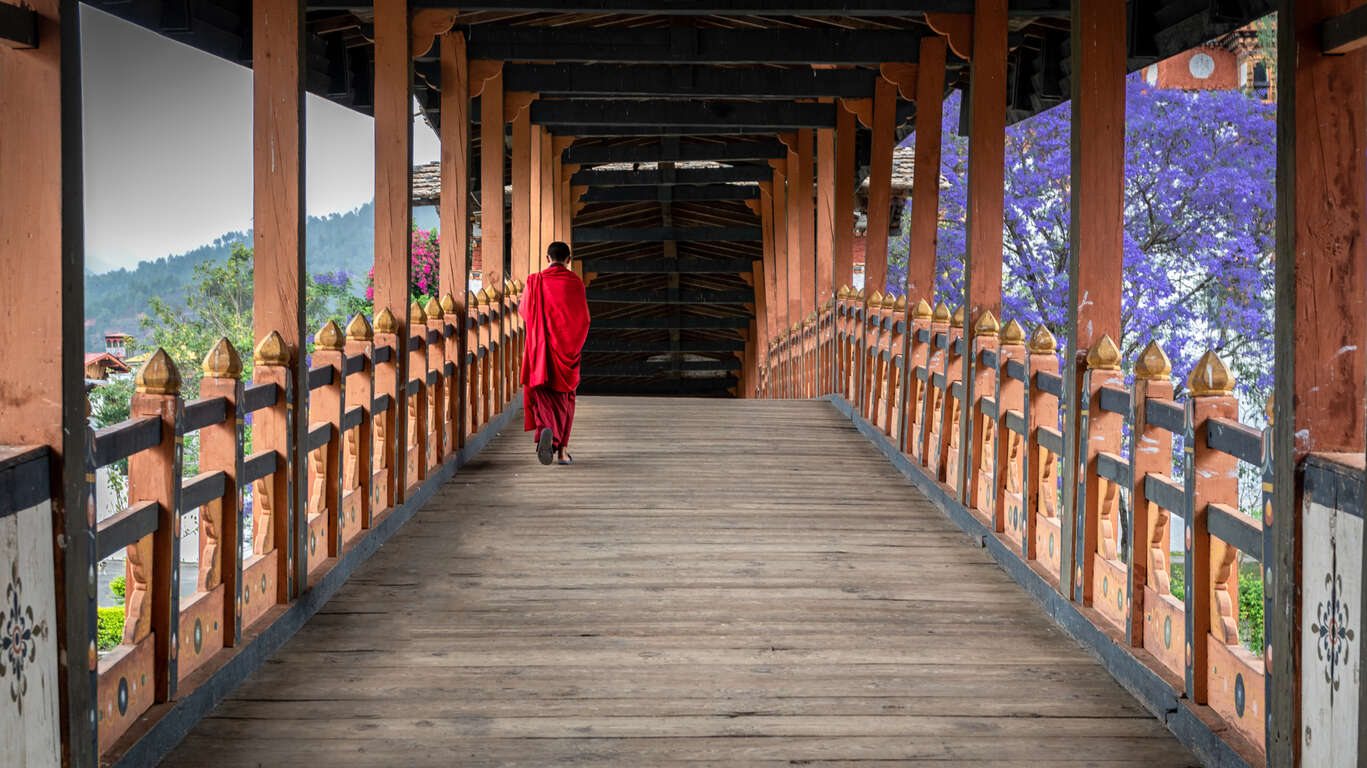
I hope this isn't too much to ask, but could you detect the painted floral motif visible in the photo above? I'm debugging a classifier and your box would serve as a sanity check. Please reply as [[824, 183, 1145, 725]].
[[1310, 547, 1355, 703], [1, 561, 50, 712]]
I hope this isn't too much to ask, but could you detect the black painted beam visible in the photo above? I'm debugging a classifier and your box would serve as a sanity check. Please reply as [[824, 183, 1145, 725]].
[[0, 1, 37, 48], [1323, 3, 1367, 54], [587, 288, 755, 304], [592, 316, 749, 329], [548, 124, 802, 136], [533, 99, 835, 129], [576, 377, 738, 396], [582, 257, 754, 273], [508, 64, 875, 100], [574, 227, 762, 243], [572, 166, 769, 186], [466, 25, 923, 65], [583, 339, 746, 353], [565, 139, 786, 165], [402, 0, 1067, 13], [579, 185, 759, 203], [583, 359, 742, 376]]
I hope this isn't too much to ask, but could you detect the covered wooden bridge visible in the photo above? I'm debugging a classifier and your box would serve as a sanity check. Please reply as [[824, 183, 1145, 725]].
[[2, 1, 1365, 767]]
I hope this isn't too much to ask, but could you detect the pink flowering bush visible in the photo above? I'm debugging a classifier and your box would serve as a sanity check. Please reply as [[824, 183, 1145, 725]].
[[361, 228, 442, 307]]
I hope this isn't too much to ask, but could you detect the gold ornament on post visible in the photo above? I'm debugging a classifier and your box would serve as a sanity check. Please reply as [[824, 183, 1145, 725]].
[[440, 293, 458, 314], [1000, 319, 1026, 345], [477, 288, 492, 306], [254, 330, 290, 366], [932, 302, 950, 323], [974, 310, 1000, 338], [346, 313, 374, 341], [894, 295, 907, 312], [202, 337, 242, 379], [1027, 325, 1057, 355], [949, 305, 964, 328], [912, 299, 933, 320], [1085, 334, 1121, 371], [410, 300, 427, 325], [837, 285, 851, 299], [425, 296, 444, 320], [136, 348, 182, 395], [881, 293, 897, 310], [869, 290, 883, 307], [374, 307, 398, 335], [1134, 340, 1172, 380], [315, 320, 345, 351], [1187, 349, 1235, 396]]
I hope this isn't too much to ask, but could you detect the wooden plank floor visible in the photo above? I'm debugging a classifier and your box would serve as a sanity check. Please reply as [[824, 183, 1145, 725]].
[[164, 397, 1198, 766]]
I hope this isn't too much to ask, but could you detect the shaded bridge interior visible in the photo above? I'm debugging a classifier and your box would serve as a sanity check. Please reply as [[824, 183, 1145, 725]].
[[80, 0, 1273, 396], [164, 398, 1199, 766]]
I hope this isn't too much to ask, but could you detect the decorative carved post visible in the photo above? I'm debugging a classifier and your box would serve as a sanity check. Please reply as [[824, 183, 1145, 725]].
[[969, 311, 1000, 522], [343, 314, 374, 534], [921, 301, 951, 467], [995, 320, 1026, 545], [1129, 341, 1174, 649], [1026, 325, 1061, 572], [441, 293, 465, 455], [373, 307, 400, 515], [127, 349, 184, 701], [200, 339, 244, 645], [252, 330, 294, 599], [311, 321, 344, 565], [1071, 336, 1125, 624], [940, 305, 966, 492], [902, 299, 933, 457], [425, 296, 446, 471], [407, 301, 429, 493]]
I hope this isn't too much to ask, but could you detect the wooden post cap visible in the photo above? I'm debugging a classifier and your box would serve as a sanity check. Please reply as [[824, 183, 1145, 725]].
[[838, 285, 851, 299], [477, 288, 492, 306], [202, 337, 242, 378], [466, 291, 479, 309], [410, 300, 428, 325], [869, 290, 883, 307], [315, 320, 345, 351], [949, 305, 964, 328], [894, 295, 907, 311], [1028, 325, 1057, 354], [424, 296, 444, 319], [912, 299, 933, 320], [1085, 334, 1121, 371], [136, 348, 182, 395], [253, 331, 290, 367], [374, 307, 399, 334], [881, 293, 897, 310], [1187, 349, 1235, 396], [440, 293, 458, 314], [1134, 340, 1172, 380], [932, 302, 950, 323], [974, 310, 1000, 337], [1000, 319, 1026, 345], [346, 313, 374, 341]]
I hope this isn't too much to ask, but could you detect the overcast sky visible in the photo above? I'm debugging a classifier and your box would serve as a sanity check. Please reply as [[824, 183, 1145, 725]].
[[80, 6, 441, 273]]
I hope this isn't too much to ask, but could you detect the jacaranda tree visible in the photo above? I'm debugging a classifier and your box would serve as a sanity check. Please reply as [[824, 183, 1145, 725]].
[[888, 79, 1275, 417]]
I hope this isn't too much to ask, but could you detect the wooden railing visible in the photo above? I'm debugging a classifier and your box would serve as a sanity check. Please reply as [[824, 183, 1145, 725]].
[[82, 283, 524, 758], [766, 285, 1281, 763]]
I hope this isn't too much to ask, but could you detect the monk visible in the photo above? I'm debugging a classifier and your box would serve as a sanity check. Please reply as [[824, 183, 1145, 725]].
[[521, 241, 591, 465]]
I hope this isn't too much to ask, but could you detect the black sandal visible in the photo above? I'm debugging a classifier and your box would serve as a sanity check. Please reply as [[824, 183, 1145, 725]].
[[536, 429, 555, 465]]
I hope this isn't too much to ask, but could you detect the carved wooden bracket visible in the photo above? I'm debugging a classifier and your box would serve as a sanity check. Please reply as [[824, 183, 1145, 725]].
[[925, 13, 972, 61], [468, 59, 503, 99], [879, 63, 919, 102]]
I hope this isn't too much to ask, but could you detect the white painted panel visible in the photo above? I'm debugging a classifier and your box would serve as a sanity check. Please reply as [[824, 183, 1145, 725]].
[[1301, 498, 1361, 766], [0, 498, 61, 768]]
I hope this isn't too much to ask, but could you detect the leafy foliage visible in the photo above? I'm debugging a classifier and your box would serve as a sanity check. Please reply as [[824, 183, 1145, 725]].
[[351, 227, 444, 317], [97, 606, 125, 651], [1167, 560, 1263, 654]]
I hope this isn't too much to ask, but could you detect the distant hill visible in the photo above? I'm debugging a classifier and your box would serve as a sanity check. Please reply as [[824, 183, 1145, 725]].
[[84, 203, 439, 351]]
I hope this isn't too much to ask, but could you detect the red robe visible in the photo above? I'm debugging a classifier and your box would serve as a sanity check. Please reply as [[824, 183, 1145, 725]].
[[521, 264, 590, 446]]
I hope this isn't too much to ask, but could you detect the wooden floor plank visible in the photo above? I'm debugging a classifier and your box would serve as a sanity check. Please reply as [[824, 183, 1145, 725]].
[[162, 397, 1198, 767]]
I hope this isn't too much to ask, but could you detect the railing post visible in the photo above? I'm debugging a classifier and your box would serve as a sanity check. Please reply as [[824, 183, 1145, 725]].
[[441, 293, 464, 457], [995, 320, 1027, 544], [920, 301, 951, 468], [1026, 325, 1061, 575], [1129, 341, 1173, 649], [199, 339, 244, 646], [968, 311, 1000, 521], [1071, 336, 1125, 622], [407, 301, 430, 494], [477, 289, 492, 426], [425, 297, 447, 470], [941, 305, 965, 494], [127, 349, 184, 702], [902, 299, 933, 456], [343, 314, 375, 534], [309, 321, 344, 569], [883, 295, 905, 436], [252, 330, 295, 600], [373, 308, 400, 516]]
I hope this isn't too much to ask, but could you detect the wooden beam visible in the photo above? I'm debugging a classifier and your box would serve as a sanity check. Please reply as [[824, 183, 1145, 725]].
[[532, 99, 836, 129], [1273, 2, 1367, 763], [784, 146, 802, 330], [591, 316, 750, 329], [579, 184, 759, 203], [539, 126, 555, 268], [406, 0, 1069, 14], [374, 0, 411, 507], [772, 164, 791, 339], [563, 138, 787, 165], [586, 288, 754, 304], [573, 226, 761, 242], [863, 75, 897, 297], [578, 257, 754, 273], [1061, 0, 1125, 599], [506, 63, 876, 99], [480, 65, 504, 286], [583, 339, 746, 353], [816, 109, 836, 307], [795, 127, 816, 320], [528, 121, 543, 275], [572, 166, 770, 186], [577, 377, 738, 395], [0, 0, 91, 760], [466, 26, 926, 65], [438, 31, 469, 301], [582, 359, 741, 375], [1321, 2, 1367, 54], [254, 0, 310, 591], [0, 1, 37, 49], [833, 102, 855, 290], [511, 104, 531, 282], [546, 124, 818, 136], [904, 36, 946, 304]]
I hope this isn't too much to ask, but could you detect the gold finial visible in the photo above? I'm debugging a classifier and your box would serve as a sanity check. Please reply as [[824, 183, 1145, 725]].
[[838, 285, 851, 299], [135, 348, 182, 395], [1134, 340, 1172, 380], [1265, 393, 1274, 425], [881, 293, 897, 310], [974, 310, 1000, 337], [201, 338, 242, 378], [502, 280, 513, 296], [466, 291, 478, 310], [410, 300, 427, 325], [514, 278, 525, 294], [1187, 349, 1235, 396], [823, 296, 836, 310], [1028, 324, 1057, 354], [949, 305, 964, 328], [869, 290, 883, 307], [932, 301, 950, 323], [1086, 334, 1121, 371], [477, 288, 492, 306], [346, 313, 373, 341], [315, 320, 345, 351], [857, 287, 866, 300], [374, 307, 398, 334], [424, 296, 444, 319], [253, 330, 290, 366], [912, 299, 933, 320], [1000, 319, 1026, 345], [440, 293, 458, 313], [894, 295, 907, 311], [490, 282, 503, 300]]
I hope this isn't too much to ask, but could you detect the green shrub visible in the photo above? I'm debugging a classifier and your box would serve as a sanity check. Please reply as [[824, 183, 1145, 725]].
[[1169, 561, 1265, 654], [1169, 561, 1186, 602], [110, 575, 126, 601], [97, 606, 126, 651]]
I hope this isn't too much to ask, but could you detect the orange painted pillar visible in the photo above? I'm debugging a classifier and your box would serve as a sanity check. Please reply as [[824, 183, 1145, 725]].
[[438, 31, 470, 452], [1, 0, 94, 759], [1060, 0, 1125, 597], [816, 116, 836, 310], [511, 105, 531, 283], [864, 76, 897, 299], [1270, 1, 1367, 762], [479, 66, 505, 287], [760, 183, 780, 396], [959, 0, 1007, 507], [373, 0, 412, 510], [833, 102, 856, 295], [539, 128, 556, 265]]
